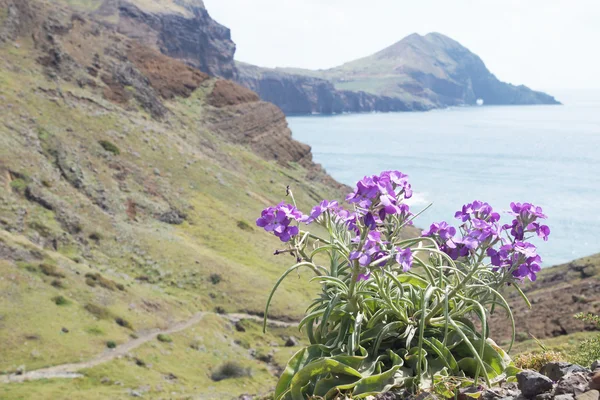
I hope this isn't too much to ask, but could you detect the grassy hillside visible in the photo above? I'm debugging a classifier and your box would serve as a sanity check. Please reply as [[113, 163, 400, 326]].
[[0, 1, 346, 398]]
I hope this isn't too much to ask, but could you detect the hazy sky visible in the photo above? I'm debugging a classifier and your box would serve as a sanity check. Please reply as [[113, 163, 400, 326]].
[[204, 0, 600, 91]]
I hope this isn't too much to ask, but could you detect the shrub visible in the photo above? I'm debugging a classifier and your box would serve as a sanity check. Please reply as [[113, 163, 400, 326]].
[[51, 279, 65, 289], [209, 273, 222, 285], [89, 232, 102, 243], [236, 220, 253, 231], [571, 313, 600, 367], [157, 334, 172, 343], [514, 351, 564, 370], [106, 340, 117, 349], [39, 263, 65, 278], [210, 362, 251, 382], [257, 170, 551, 398], [115, 317, 133, 330], [98, 140, 120, 155], [53, 295, 70, 306], [84, 303, 111, 320]]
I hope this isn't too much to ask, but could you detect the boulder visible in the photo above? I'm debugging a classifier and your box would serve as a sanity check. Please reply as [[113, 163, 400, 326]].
[[555, 372, 591, 396], [541, 362, 590, 381], [517, 370, 554, 398]]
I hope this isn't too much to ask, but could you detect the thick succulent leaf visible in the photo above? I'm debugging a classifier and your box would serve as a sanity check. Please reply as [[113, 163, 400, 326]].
[[289, 359, 362, 400], [352, 365, 403, 398], [312, 373, 361, 398], [274, 345, 324, 399], [423, 337, 459, 373]]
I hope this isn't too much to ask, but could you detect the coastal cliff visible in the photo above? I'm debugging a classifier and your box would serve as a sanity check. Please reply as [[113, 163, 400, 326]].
[[236, 33, 560, 115]]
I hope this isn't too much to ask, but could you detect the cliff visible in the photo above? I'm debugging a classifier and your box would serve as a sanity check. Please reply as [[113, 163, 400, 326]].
[[91, 0, 237, 79], [236, 33, 560, 115]]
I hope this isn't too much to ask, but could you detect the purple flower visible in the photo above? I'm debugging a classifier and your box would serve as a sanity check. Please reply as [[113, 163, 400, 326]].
[[395, 248, 413, 272], [304, 200, 339, 224], [256, 202, 305, 242]]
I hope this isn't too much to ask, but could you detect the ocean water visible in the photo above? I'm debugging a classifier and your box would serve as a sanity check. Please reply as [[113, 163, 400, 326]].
[[288, 90, 600, 267]]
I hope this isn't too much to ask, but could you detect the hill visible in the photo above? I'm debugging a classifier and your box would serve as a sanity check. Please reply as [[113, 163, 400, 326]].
[[0, 0, 345, 398], [236, 33, 560, 114]]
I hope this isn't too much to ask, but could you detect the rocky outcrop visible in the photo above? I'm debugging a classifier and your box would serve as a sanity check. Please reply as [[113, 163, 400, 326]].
[[95, 0, 236, 79]]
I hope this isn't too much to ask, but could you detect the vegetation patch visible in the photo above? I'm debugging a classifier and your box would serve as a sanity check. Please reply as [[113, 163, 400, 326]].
[[115, 317, 133, 330], [53, 295, 70, 306], [106, 340, 117, 349], [98, 140, 120, 155], [85, 272, 125, 291], [39, 263, 65, 278], [236, 220, 253, 231], [84, 303, 111, 320], [210, 361, 252, 382], [157, 334, 172, 343], [10, 179, 28, 194], [209, 273, 222, 285], [514, 350, 564, 370]]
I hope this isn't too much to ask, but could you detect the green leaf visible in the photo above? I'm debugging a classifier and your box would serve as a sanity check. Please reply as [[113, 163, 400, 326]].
[[352, 365, 403, 398], [289, 359, 362, 400], [274, 345, 324, 399], [423, 337, 459, 373]]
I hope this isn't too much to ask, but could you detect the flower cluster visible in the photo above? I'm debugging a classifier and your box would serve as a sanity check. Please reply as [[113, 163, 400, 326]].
[[424, 200, 550, 281], [346, 170, 412, 219], [256, 202, 305, 242]]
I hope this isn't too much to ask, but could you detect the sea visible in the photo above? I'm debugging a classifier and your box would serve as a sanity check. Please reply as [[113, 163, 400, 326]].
[[288, 90, 600, 267]]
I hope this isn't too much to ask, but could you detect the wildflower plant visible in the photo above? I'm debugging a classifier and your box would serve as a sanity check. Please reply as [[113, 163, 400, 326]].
[[257, 171, 550, 399]]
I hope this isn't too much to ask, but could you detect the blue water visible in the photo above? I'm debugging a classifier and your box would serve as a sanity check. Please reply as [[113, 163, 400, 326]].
[[288, 90, 600, 266]]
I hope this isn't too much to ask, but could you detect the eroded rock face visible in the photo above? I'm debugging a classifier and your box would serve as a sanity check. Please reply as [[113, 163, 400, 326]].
[[112, 1, 236, 79]]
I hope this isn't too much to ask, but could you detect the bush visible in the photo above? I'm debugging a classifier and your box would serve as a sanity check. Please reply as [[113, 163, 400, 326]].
[[209, 273, 222, 285], [210, 362, 251, 382], [571, 313, 600, 367], [257, 170, 552, 398], [84, 303, 111, 320], [53, 295, 70, 306], [514, 351, 564, 370], [236, 220, 253, 231], [115, 317, 133, 330], [98, 140, 120, 155], [51, 279, 65, 289], [106, 340, 117, 349], [39, 263, 65, 278], [157, 334, 172, 343]]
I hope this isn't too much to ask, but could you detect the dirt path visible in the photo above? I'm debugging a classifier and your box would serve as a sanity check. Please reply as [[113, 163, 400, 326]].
[[0, 312, 296, 384]]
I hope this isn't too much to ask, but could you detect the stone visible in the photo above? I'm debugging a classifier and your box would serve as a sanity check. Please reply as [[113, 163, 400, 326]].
[[591, 361, 600, 371], [576, 391, 600, 400], [590, 372, 600, 390], [285, 336, 299, 347], [555, 372, 591, 396], [517, 370, 554, 398], [541, 362, 590, 381], [555, 395, 575, 400], [535, 393, 553, 400], [130, 390, 142, 397]]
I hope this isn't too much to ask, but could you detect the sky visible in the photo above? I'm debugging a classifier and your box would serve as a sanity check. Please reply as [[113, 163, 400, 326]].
[[203, 0, 600, 91]]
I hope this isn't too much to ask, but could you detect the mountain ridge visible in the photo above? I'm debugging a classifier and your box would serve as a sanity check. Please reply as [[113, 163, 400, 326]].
[[236, 32, 560, 115]]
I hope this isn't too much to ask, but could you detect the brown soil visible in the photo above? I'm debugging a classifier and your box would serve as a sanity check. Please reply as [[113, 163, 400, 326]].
[[127, 43, 209, 99], [207, 79, 260, 107]]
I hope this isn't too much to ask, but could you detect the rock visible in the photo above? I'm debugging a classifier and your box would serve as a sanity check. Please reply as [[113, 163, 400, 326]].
[[238, 396, 253, 400], [234, 321, 246, 332], [555, 395, 575, 400], [158, 210, 185, 225], [536, 393, 554, 400], [541, 362, 590, 381], [15, 365, 26, 375], [555, 372, 591, 396], [576, 391, 600, 400], [61, 327, 69, 333], [517, 370, 554, 398], [590, 372, 600, 390], [130, 390, 142, 397], [285, 336, 299, 347], [153, 168, 161, 176], [592, 362, 600, 371]]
